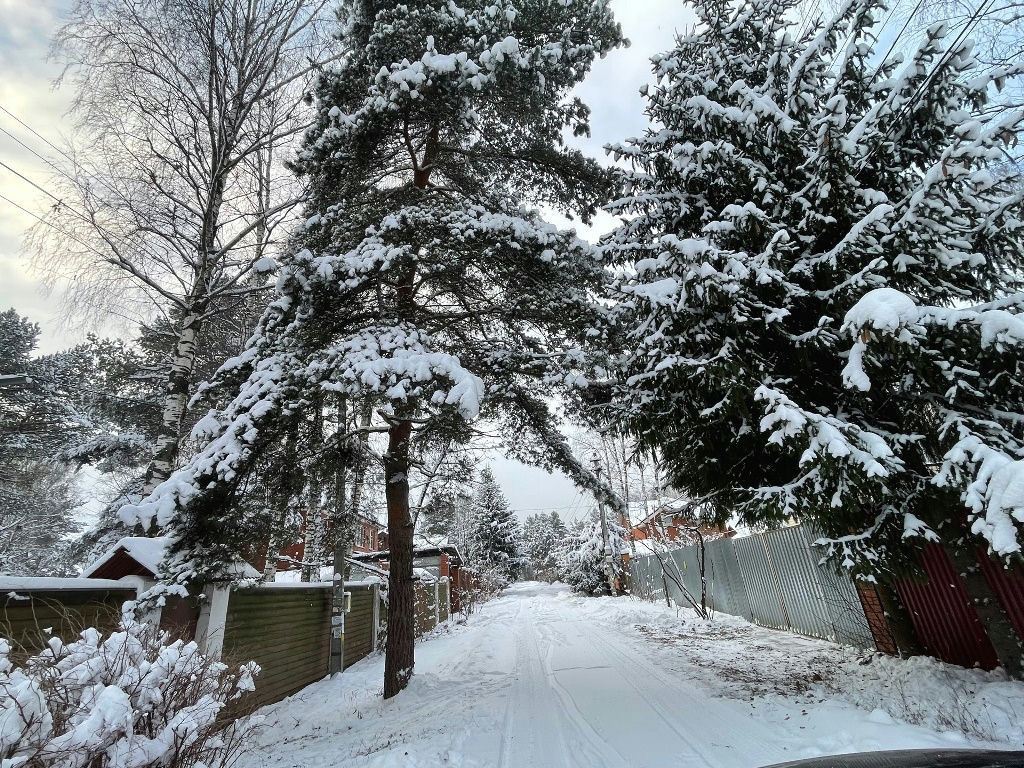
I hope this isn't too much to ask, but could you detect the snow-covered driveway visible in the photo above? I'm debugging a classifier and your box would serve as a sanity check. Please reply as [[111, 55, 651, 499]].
[[239, 583, 1021, 768]]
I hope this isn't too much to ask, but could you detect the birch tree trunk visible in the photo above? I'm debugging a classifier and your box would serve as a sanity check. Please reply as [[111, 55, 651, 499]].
[[329, 395, 349, 674], [145, 309, 203, 492]]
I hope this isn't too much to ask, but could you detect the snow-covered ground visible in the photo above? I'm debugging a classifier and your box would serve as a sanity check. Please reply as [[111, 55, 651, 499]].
[[236, 582, 1024, 768]]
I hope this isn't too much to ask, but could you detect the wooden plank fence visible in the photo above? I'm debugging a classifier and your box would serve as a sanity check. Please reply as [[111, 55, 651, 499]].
[[221, 585, 333, 709], [1, 579, 136, 659], [1, 574, 454, 711], [344, 582, 379, 669]]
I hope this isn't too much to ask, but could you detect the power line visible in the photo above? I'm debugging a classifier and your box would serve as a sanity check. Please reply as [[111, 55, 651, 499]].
[[0, 102, 293, 289], [0, 105, 141, 216], [0, 104, 75, 169], [0, 189, 110, 262], [0, 158, 78, 214], [0, 123, 67, 179], [0, 108, 200, 293], [858, 0, 997, 170]]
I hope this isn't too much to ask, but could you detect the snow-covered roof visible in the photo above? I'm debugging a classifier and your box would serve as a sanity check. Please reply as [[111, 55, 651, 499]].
[[414, 531, 449, 548], [81, 536, 260, 580], [80, 536, 169, 578], [347, 557, 388, 579], [352, 542, 462, 562], [413, 567, 438, 582]]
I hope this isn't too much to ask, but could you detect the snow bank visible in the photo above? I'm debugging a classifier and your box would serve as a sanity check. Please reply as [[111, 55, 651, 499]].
[[579, 592, 1024, 747]]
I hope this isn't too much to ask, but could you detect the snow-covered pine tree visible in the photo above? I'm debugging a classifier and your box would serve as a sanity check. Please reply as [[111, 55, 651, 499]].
[[556, 513, 626, 595], [121, 0, 624, 697], [0, 311, 157, 573], [470, 468, 522, 582], [607, 0, 1024, 667], [523, 510, 567, 580]]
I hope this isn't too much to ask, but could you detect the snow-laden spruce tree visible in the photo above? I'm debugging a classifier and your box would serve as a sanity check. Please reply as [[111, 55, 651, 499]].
[[121, 0, 624, 697], [556, 514, 626, 595], [470, 468, 522, 582], [607, 0, 1024, 667], [523, 511, 568, 580]]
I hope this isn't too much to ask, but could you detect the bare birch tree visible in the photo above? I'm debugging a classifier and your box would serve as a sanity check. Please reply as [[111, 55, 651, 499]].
[[28, 0, 338, 494]]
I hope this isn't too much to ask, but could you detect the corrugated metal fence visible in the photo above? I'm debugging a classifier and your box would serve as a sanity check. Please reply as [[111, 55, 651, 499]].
[[893, 544, 1024, 672], [630, 525, 875, 649]]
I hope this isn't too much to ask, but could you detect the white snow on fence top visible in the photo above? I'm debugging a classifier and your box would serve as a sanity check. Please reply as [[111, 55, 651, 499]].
[[264, 578, 383, 589], [80, 536, 260, 580], [1, 576, 133, 592], [257, 581, 336, 589]]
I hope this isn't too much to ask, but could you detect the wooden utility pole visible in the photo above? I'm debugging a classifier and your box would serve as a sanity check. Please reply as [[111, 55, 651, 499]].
[[592, 454, 615, 595], [329, 396, 349, 675]]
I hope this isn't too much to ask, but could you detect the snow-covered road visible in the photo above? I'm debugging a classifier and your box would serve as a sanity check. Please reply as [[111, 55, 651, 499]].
[[239, 583, 1021, 768], [492, 587, 790, 767]]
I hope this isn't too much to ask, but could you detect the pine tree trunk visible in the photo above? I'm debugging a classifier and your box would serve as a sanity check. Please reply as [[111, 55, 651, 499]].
[[945, 543, 1023, 678], [380, 122, 435, 697], [348, 401, 373, 524], [383, 416, 415, 698], [264, 419, 300, 580]]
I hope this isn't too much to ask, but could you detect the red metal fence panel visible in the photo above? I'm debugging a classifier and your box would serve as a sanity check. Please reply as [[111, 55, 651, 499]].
[[977, 550, 1024, 642], [896, 544, 998, 670]]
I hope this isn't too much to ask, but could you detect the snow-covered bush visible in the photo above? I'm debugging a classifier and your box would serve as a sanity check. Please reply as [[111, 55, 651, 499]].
[[455, 565, 509, 617], [0, 616, 259, 768], [556, 517, 627, 596]]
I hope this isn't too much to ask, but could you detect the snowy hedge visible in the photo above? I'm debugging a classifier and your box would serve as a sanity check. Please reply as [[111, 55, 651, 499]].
[[0, 616, 259, 768]]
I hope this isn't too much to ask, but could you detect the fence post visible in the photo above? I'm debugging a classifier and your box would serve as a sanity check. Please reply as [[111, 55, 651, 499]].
[[194, 583, 231, 659], [117, 575, 162, 629], [433, 579, 440, 628], [372, 581, 381, 651]]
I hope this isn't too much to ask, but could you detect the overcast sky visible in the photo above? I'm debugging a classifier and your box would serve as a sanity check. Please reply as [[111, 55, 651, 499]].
[[0, 0, 696, 521]]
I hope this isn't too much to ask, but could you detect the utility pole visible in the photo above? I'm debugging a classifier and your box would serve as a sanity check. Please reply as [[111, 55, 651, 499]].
[[591, 454, 615, 595], [329, 395, 349, 676]]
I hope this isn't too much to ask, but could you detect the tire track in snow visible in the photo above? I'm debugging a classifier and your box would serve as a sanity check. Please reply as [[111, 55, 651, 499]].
[[531, 597, 712, 768], [497, 598, 618, 768], [530, 610, 623, 768], [582, 607, 792, 767]]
